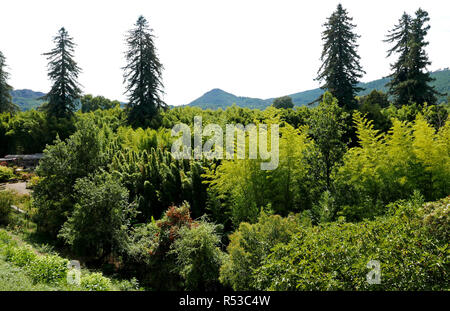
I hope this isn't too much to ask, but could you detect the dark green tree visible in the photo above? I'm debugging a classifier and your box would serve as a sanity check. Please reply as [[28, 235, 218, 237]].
[[384, 13, 412, 107], [123, 16, 166, 128], [81, 94, 120, 112], [407, 9, 440, 106], [316, 4, 365, 110], [42, 27, 82, 118], [307, 92, 348, 190], [0, 51, 18, 114], [358, 90, 391, 132], [273, 96, 294, 109], [385, 9, 440, 107]]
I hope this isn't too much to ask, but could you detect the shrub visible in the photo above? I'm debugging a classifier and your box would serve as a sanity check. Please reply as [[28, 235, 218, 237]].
[[421, 196, 449, 242], [59, 172, 134, 259], [5, 245, 37, 267], [219, 212, 304, 290], [26, 176, 41, 189], [113, 277, 140, 291], [0, 191, 14, 225], [127, 202, 194, 290], [0, 229, 11, 244], [253, 197, 449, 291], [28, 254, 68, 285], [80, 272, 113, 291], [170, 220, 225, 290], [0, 166, 14, 182]]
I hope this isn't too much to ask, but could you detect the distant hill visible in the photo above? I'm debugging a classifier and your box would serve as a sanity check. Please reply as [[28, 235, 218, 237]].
[[10, 90, 128, 111], [10, 89, 46, 111], [188, 69, 450, 109], [188, 88, 271, 110], [10, 69, 449, 111]]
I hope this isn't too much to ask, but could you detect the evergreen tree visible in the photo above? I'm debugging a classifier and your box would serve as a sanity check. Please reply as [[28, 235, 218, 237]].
[[385, 9, 440, 106], [407, 9, 440, 105], [0, 51, 18, 114], [43, 27, 82, 118], [384, 12, 412, 107], [123, 16, 166, 128], [316, 4, 365, 110]]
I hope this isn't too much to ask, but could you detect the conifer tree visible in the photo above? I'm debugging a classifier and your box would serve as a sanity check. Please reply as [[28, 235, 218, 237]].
[[0, 51, 18, 114], [43, 27, 82, 118], [316, 4, 365, 110], [384, 12, 412, 107], [407, 9, 440, 105], [385, 9, 440, 106], [123, 16, 166, 128]]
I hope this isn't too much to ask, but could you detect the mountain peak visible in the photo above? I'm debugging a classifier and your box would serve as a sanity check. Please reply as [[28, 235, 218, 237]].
[[188, 68, 449, 110], [204, 88, 230, 96]]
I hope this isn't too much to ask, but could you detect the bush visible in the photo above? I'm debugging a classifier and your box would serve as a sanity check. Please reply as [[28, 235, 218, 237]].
[[5, 245, 37, 267], [253, 197, 449, 291], [127, 202, 194, 290], [80, 272, 113, 291], [0, 166, 14, 182], [59, 172, 134, 259], [26, 176, 40, 189], [0, 229, 11, 244], [28, 254, 68, 285], [170, 220, 224, 290], [421, 196, 449, 242], [113, 277, 140, 291], [219, 212, 304, 290], [0, 191, 14, 225]]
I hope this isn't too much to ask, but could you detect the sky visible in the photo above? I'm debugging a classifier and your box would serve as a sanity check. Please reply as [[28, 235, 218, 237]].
[[1, 0, 449, 106]]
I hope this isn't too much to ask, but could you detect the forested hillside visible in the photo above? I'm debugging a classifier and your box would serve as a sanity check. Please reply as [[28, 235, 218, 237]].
[[189, 69, 450, 109], [10, 89, 45, 111]]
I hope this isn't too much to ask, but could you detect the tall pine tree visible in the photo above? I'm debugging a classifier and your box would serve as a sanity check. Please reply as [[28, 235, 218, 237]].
[[43, 27, 82, 118], [384, 12, 411, 107], [385, 9, 439, 106], [407, 9, 440, 105], [123, 16, 166, 128], [0, 51, 18, 114], [316, 4, 365, 110]]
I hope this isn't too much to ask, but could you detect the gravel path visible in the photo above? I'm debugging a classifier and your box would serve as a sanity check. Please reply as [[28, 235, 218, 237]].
[[2, 182, 31, 195]]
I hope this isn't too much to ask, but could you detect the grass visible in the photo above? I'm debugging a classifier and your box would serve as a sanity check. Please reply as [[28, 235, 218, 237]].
[[0, 190, 142, 291], [0, 257, 58, 291]]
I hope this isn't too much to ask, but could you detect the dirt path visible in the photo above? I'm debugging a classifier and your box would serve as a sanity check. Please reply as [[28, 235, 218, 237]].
[[2, 182, 31, 195]]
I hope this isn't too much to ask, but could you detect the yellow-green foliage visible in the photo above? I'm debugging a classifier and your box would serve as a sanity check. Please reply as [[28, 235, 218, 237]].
[[334, 112, 450, 220], [0, 166, 14, 182], [80, 272, 113, 291], [205, 122, 312, 225]]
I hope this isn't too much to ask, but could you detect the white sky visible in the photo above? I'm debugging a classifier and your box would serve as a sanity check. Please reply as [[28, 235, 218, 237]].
[[1, 0, 449, 106]]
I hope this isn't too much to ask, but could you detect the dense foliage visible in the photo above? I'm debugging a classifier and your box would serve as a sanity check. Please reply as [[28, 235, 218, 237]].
[[254, 195, 449, 291], [0, 6, 448, 292]]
